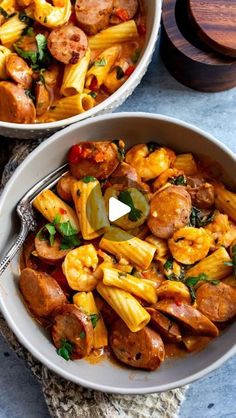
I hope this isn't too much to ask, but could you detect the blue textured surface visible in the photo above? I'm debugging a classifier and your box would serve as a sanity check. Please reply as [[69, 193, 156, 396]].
[[0, 47, 235, 418]]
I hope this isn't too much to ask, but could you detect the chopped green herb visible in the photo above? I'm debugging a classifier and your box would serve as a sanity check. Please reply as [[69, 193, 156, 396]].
[[88, 91, 97, 99], [79, 331, 85, 339], [19, 11, 34, 26], [131, 48, 141, 64], [112, 139, 125, 161], [56, 339, 73, 361], [60, 234, 81, 250], [94, 58, 107, 67], [81, 176, 97, 183], [0, 6, 9, 19], [22, 26, 34, 36], [14, 33, 51, 70], [185, 273, 219, 302], [24, 89, 35, 101], [224, 245, 236, 275], [164, 258, 173, 271], [89, 313, 100, 328], [189, 207, 215, 228], [115, 65, 124, 80], [58, 220, 77, 237], [118, 190, 142, 222], [77, 189, 81, 197], [118, 271, 127, 278], [53, 214, 61, 225], [36, 222, 56, 247], [169, 175, 187, 186], [147, 142, 159, 153]]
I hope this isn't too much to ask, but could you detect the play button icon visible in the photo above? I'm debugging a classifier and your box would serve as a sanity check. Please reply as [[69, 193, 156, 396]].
[[108, 197, 131, 222]]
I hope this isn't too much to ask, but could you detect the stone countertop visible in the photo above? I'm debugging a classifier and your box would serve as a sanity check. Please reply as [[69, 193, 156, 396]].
[[0, 47, 235, 418]]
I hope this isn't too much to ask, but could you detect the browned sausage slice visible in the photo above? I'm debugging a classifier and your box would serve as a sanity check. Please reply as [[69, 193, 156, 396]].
[[19, 268, 67, 318], [148, 185, 192, 239], [110, 319, 165, 370], [187, 178, 215, 209], [196, 282, 236, 322], [68, 141, 120, 180], [113, 0, 138, 19], [47, 24, 88, 65], [35, 82, 51, 117], [56, 173, 76, 202], [5, 54, 32, 89], [0, 82, 36, 123], [75, 0, 113, 35], [52, 304, 94, 358], [156, 300, 219, 337], [35, 235, 70, 265], [146, 308, 182, 343], [110, 162, 141, 187]]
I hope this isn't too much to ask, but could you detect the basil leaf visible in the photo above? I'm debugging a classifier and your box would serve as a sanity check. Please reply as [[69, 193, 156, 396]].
[[189, 207, 215, 228], [169, 175, 187, 186], [118, 190, 142, 222], [94, 58, 107, 67], [58, 220, 77, 237], [60, 234, 81, 250], [164, 258, 173, 271], [81, 176, 97, 183], [19, 11, 34, 26], [57, 339, 73, 361], [89, 313, 100, 328]]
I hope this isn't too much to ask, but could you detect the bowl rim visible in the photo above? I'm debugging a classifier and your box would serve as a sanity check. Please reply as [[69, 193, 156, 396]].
[[0, 1, 162, 132], [0, 112, 236, 394]]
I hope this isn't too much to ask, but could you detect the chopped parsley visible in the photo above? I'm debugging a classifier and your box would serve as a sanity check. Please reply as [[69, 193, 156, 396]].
[[24, 88, 35, 101], [94, 58, 107, 67], [189, 207, 215, 228], [224, 245, 236, 275], [22, 26, 34, 36], [115, 65, 125, 80], [14, 33, 51, 70], [169, 175, 187, 186], [36, 216, 80, 250], [60, 234, 81, 250], [88, 91, 97, 99], [89, 313, 100, 328], [18, 11, 34, 26], [81, 176, 97, 183], [164, 258, 173, 271], [36, 223, 56, 246], [112, 139, 125, 161], [131, 48, 141, 64], [56, 339, 73, 361], [118, 190, 142, 222]]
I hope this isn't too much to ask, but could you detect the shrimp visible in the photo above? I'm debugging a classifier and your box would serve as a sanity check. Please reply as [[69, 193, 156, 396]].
[[155, 280, 191, 304], [125, 144, 176, 181], [205, 211, 236, 250], [153, 168, 184, 191], [62, 244, 98, 291], [168, 227, 211, 265]]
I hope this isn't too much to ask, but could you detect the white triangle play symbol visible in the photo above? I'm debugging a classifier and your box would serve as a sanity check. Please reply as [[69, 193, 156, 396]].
[[108, 197, 131, 222]]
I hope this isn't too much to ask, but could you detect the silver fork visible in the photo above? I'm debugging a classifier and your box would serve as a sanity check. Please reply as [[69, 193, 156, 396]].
[[0, 163, 69, 276]]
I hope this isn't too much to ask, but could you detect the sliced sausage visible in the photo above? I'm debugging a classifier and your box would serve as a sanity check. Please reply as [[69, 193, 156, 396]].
[[35, 234, 70, 265], [75, 0, 113, 35], [35, 82, 51, 117], [47, 24, 88, 65], [110, 319, 165, 370], [5, 54, 32, 89], [187, 181, 215, 209], [156, 299, 219, 337], [112, 0, 138, 20], [146, 308, 182, 343], [196, 282, 236, 322], [51, 304, 94, 359], [51, 267, 72, 298], [56, 173, 76, 202], [19, 268, 67, 318], [148, 185, 192, 239], [0, 82, 36, 123], [68, 141, 120, 180], [110, 162, 141, 187]]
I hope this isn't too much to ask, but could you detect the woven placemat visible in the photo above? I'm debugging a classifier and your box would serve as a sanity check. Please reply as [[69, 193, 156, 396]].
[[0, 139, 187, 418]]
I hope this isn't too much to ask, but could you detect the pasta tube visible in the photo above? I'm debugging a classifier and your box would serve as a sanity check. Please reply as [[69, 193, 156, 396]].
[[99, 226, 156, 270], [63, 245, 98, 291], [97, 282, 150, 332], [43, 93, 94, 122], [0, 14, 27, 46], [73, 291, 108, 348], [215, 184, 236, 222], [186, 247, 232, 280], [145, 235, 168, 259], [33, 189, 80, 233], [71, 179, 110, 240], [34, 0, 71, 28], [0, 46, 11, 79], [86, 46, 121, 89], [60, 49, 91, 96], [173, 153, 198, 175], [0, 0, 16, 17], [89, 20, 138, 50], [102, 267, 157, 304]]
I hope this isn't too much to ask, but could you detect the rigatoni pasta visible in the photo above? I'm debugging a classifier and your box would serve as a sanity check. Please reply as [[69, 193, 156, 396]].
[[0, 14, 27, 46], [86, 46, 121, 90], [88, 20, 139, 50], [61, 49, 91, 96], [186, 247, 233, 280], [173, 153, 198, 175], [42, 93, 95, 122]]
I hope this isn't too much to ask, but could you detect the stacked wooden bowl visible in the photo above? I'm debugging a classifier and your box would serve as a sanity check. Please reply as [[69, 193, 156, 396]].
[[160, 0, 236, 92]]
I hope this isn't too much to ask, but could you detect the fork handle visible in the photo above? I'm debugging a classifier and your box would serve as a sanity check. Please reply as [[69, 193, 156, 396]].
[[0, 223, 30, 276]]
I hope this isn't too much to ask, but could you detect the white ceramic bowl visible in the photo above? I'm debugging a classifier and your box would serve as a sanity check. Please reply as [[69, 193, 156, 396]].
[[0, 1, 162, 139], [0, 113, 236, 394]]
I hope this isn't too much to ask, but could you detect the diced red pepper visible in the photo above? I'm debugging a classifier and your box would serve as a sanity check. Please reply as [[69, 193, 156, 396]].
[[125, 65, 135, 77], [115, 8, 129, 22], [138, 23, 146, 36], [90, 76, 99, 91], [59, 208, 67, 215], [68, 144, 83, 164], [51, 267, 71, 297], [175, 300, 182, 306]]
